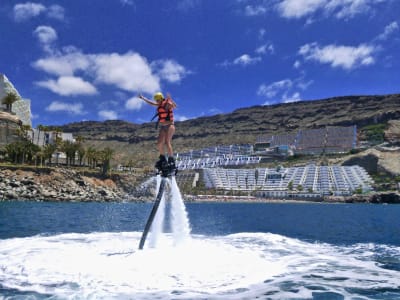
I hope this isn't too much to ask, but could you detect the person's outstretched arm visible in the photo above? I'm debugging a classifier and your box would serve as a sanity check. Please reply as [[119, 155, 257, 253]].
[[138, 94, 158, 106]]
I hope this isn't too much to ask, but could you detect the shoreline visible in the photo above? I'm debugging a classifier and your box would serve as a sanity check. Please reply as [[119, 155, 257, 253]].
[[1, 167, 399, 204], [184, 193, 400, 204]]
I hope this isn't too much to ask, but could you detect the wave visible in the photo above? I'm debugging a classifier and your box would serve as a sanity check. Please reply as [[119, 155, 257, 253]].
[[1, 232, 399, 299]]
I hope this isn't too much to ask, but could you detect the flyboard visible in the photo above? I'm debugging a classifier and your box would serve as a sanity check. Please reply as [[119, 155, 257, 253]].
[[138, 159, 178, 250]]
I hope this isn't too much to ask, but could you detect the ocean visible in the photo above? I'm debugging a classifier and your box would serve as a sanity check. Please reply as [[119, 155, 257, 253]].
[[1, 179, 400, 299]]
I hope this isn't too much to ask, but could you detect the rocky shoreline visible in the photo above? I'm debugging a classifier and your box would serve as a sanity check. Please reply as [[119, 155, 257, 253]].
[[0, 167, 141, 202], [1, 167, 399, 204]]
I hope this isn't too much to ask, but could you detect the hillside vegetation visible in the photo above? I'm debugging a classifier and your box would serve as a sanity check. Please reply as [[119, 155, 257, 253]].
[[57, 94, 400, 168]]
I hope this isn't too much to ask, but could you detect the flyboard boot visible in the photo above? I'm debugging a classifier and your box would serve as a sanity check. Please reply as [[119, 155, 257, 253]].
[[155, 154, 167, 170], [155, 155, 177, 177]]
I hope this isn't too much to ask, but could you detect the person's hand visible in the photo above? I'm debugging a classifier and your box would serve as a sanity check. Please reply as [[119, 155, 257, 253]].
[[138, 94, 145, 100]]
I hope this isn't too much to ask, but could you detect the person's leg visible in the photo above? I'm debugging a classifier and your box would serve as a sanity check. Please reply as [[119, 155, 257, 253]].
[[155, 128, 167, 169], [157, 128, 167, 155], [165, 124, 175, 156]]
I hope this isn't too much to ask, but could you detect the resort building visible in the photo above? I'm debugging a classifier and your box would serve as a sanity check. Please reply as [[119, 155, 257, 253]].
[[0, 73, 32, 127], [29, 129, 75, 147], [203, 165, 374, 198]]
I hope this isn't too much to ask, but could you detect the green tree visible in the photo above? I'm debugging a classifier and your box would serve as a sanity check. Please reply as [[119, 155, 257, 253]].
[[43, 143, 57, 165], [100, 147, 114, 177], [354, 185, 363, 194], [1, 91, 19, 112], [61, 140, 79, 166], [16, 124, 32, 141], [4, 140, 40, 164], [288, 180, 293, 191], [75, 135, 85, 166], [86, 146, 97, 168]]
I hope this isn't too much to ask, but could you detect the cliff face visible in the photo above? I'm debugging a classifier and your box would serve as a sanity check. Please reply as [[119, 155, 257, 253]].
[[56, 94, 400, 167]]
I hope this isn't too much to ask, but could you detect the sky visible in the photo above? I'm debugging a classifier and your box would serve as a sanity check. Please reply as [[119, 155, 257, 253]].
[[0, 0, 399, 128]]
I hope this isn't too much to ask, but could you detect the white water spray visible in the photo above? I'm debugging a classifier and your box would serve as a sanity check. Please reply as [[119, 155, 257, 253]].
[[148, 176, 166, 248], [170, 177, 191, 245], [147, 176, 191, 248]]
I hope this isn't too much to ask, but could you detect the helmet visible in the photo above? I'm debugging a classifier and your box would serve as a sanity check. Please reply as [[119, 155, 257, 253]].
[[153, 92, 164, 101]]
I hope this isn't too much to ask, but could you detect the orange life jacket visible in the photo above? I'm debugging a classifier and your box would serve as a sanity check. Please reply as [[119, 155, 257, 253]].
[[156, 98, 174, 123]]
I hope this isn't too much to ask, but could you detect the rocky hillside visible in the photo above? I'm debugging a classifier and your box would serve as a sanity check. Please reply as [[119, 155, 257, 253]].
[[0, 167, 147, 202], [57, 93, 400, 168]]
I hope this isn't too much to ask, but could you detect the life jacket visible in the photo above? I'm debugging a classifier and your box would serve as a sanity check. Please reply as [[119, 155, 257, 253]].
[[151, 98, 174, 127]]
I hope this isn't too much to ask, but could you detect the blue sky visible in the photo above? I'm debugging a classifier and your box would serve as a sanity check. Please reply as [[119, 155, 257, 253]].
[[1, 0, 399, 128]]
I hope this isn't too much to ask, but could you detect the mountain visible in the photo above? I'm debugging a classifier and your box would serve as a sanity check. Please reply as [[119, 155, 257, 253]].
[[57, 94, 400, 168]]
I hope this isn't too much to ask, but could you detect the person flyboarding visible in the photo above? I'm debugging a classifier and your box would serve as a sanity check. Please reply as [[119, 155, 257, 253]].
[[137, 92, 178, 249], [139, 92, 177, 174]]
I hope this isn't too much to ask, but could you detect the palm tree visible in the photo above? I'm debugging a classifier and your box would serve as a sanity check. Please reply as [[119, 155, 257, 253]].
[[43, 143, 57, 165], [86, 146, 96, 168], [4, 140, 39, 164], [75, 135, 85, 166], [61, 140, 79, 166], [100, 147, 114, 177], [77, 145, 86, 166], [1, 91, 19, 113], [19, 124, 32, 141]]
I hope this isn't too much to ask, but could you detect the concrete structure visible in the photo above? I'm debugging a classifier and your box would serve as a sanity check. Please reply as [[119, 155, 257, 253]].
[[0, 111, 21, 147], [29, 129, 75, 147], [256, 126, 357, 155], [0, 73, 32, 127]]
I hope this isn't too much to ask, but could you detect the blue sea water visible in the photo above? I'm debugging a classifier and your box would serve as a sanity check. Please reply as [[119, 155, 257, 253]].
[[1, 200, 400, 299]]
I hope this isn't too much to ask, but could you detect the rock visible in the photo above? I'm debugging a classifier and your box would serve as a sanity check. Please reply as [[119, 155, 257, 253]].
[[370, 192, 400, 204]]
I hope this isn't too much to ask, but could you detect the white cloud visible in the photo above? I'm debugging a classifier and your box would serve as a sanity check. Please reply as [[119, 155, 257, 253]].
[[151, 59, 189, 83], [46, 4, 65, 20], [91, 52, 160, 93], [33, 26, 57, 53], [277, 0, 325, 19], [376, 21, 399, 40], [326, 0, 380, 19], [125, 96, 144, 111], [36, 76, 98, 96], [174, 114, 189, 122], [282, 92, 301, 103], [257, 79, 293, 98], [34, 26, 57, 45], [299, 42, 376, 70], [33, 49, 189, 97], [14, 2, 46, 22], [258, 76, 311, 103], [218, 53, 262, 67], [120, 0, 134, 5], [46, 101, 85, 115], [33, 50, 91, 76], [177, 0, 201, 11], [244, 5, 267, 16], [276, 0, 384, 20], [13, 2, 65, 21], [234, 54, 262, 66], [255, 43, 274, 55], [258, 28, 267, 40], [98, 110, 118, 120]]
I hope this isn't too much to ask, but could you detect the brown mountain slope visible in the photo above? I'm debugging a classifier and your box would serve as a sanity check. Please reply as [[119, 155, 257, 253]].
[[57, 94, 400, 167]]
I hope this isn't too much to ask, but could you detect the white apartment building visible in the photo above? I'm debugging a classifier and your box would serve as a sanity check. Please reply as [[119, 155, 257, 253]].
[[0, 73, 32, 127]]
